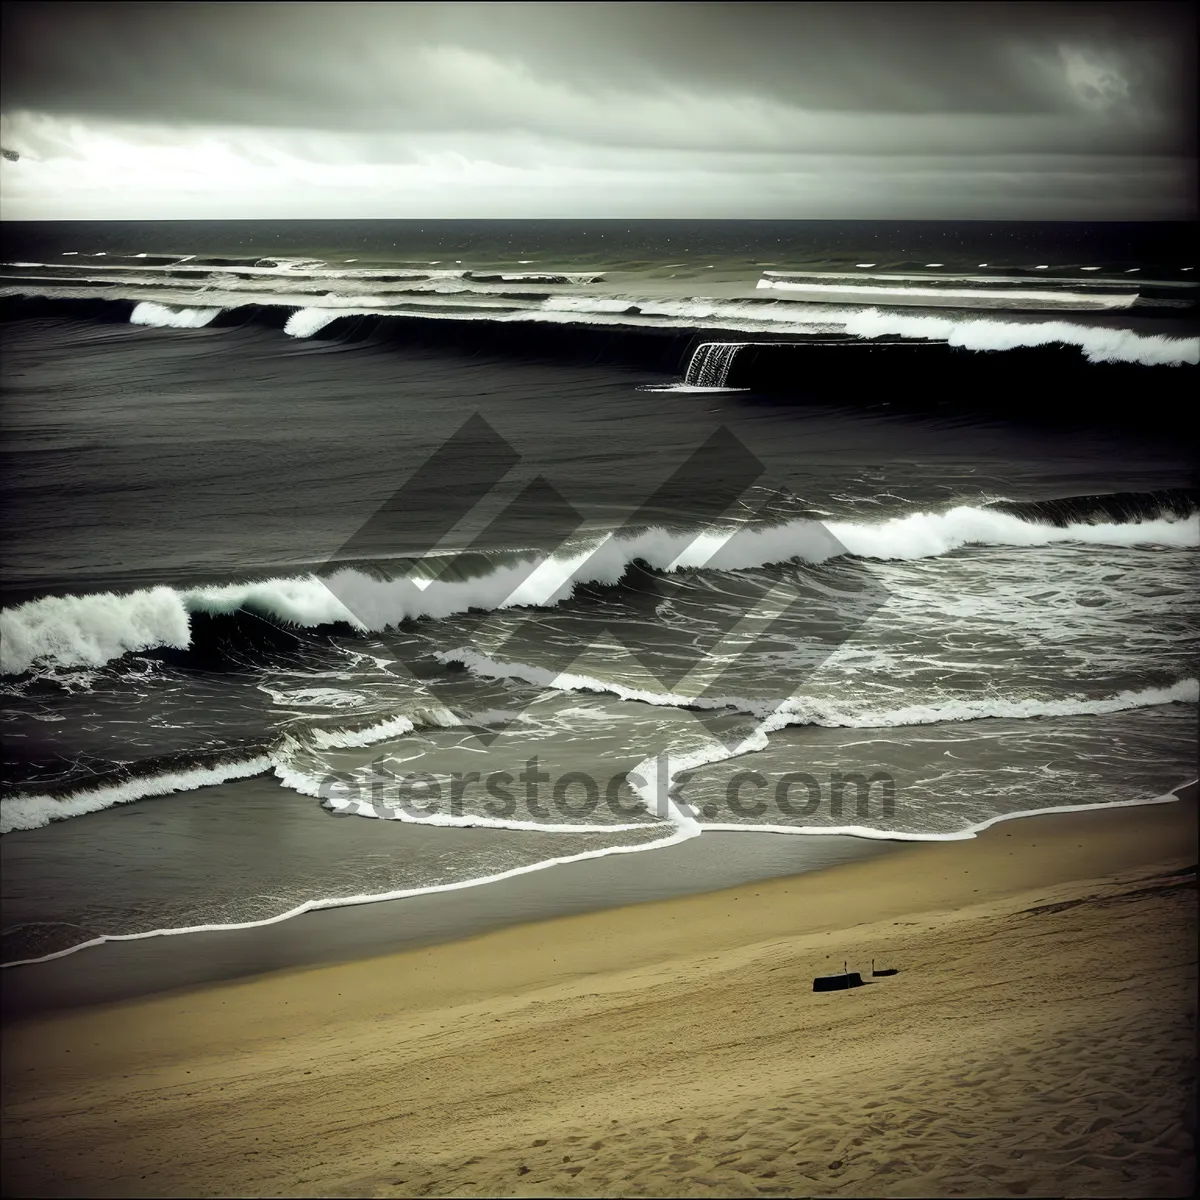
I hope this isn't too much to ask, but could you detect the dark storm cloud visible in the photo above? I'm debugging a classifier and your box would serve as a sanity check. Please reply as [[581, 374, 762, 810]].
[[1, 2, 1194, 219], [2, 1, 1194, 153]]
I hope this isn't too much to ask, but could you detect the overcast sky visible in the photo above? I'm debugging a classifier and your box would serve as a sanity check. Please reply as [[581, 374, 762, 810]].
[[1, 1, 1194, 220]]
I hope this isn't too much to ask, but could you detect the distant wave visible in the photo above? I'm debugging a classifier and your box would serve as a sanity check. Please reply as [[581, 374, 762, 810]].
[[761, 269, 1153, 290], [165, 297, 1200, 367], [130, 301, 221, 328], [466, 271, 605, 285], [757, 278, 1138, 310], [273, 299, 1198, 366], [3, 502, 1194, 677], [2, 261, 598, 285], [837, 310, 1200, 366], [4, 281, 1198, 365]]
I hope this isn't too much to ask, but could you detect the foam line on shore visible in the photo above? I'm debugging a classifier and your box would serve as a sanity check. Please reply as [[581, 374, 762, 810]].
[[0, 823, 696, 969], [3, 781, 1191, 972], [697, 786, 1194, 842]]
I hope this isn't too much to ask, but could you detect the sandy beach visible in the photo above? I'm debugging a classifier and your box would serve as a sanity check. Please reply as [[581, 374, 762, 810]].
[[2, 790, 1196, 1198]]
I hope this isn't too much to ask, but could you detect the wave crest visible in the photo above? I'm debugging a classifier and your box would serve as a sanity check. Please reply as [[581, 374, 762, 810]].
[[839, 309, 1199, 366], [130, 301, 222, 329], [4, 504, 1195, 676]]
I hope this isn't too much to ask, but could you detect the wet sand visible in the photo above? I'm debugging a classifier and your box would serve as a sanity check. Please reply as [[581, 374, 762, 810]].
[[2, 808, 895, 1014], [2, 788, 1196, 1197]]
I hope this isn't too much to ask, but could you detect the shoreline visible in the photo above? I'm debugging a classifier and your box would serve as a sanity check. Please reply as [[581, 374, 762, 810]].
[[2, 781, 1193, 1015], [3, 783, 1195, 1197], [2, 822, 897, 1015]]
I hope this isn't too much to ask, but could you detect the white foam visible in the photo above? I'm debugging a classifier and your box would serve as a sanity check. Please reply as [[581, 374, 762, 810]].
[[0, 823, 693, 966], [640, 384, 750, 393], [436, 647, 767, 714], [839, 310, 1199, 366], [685, 341, 743, 386], [306, 775, 662, 834], [284, 308, 343, 337], [761, 269, 1148, 289], [444, 649, 1198, 731], [310, 292, 1196, 366], [3, 777, 1191, 968], [4, 507, 1194, 676], [13, 281, 1193, 369], [130, 302, 221, 329], [0, 587, 192, 676], [767, 678, 1199, 731], [2, 705, 489, 833], [0, 754, 273, 833], [700, 788, 1189, 842], [826, 507, 1199, 558], [186, 576, 363, 627], [0, 576, 364, 675], [302, 714, 417, 750]]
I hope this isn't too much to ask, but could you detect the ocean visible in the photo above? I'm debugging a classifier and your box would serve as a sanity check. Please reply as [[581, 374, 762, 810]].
[[1, 219, 1196, 972]]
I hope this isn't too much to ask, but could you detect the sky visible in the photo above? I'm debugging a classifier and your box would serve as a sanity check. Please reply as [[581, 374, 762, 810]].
[[0, 1, 1195, 220]]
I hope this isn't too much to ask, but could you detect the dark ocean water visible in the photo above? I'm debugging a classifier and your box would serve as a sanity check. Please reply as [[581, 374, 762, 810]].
[[1, 220, 1196, 968]]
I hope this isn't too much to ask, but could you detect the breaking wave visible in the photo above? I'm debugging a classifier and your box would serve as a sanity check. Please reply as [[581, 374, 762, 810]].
[[837, 309, 1199, 366], [826, 506, 1198, 559], [3, 502, 1193, 677], [0, 753, 275, 834], [284, 307, 342, 337], [206, 297, 1200, 366], [1, 708, 450, 833], [130, 301, 222, 329], [3, 282, 1197, 366]]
